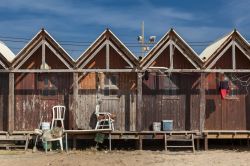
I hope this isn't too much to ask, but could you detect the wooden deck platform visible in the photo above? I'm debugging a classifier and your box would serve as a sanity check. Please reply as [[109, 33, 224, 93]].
[[203, 130, 250, 150], [1, 130, 250, 151]]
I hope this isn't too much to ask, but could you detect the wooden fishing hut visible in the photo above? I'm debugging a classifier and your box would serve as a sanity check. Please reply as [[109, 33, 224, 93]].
[[139, 29, 204, 132], [74, 29, 138, 131], [0, 42, 15, 131], [9, 29, 75, 132], [200, 30, 250, 138]]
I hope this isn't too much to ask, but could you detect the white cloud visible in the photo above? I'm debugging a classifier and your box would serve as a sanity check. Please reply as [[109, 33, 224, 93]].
[[1, 0, 249, 57], [0, 0, 196, 32]]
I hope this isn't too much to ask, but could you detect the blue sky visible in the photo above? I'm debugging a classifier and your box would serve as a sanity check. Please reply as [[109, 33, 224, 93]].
[[0, 0, 249, 59]]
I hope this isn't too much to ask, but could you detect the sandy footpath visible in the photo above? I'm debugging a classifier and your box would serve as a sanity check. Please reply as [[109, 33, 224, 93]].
[[0, 149, 250, 166]]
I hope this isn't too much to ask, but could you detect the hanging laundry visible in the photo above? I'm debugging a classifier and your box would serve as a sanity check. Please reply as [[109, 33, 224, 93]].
[[219, 80, 229, 99]]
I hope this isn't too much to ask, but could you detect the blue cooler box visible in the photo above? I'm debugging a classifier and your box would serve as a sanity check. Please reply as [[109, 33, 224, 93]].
[[162, 120, 173, 131]]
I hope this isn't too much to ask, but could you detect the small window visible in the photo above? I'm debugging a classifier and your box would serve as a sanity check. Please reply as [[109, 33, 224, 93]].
[[219, 74, 239, 100], [160, 74, 178, 95], [37, 74, 58, 98], [103, 74, 119, 97]]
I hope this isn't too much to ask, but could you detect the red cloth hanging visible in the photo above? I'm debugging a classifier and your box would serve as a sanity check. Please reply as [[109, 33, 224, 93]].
[[220, 89, 228, 99], [219, 80, 229, 99]]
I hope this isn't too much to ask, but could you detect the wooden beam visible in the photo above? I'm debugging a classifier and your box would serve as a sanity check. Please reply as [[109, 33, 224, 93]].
[[235, 42, 250, 61], [146, 69, 250, 73], [42, 40, 46, 70], [139, 136, 143, 150], [71, 72, 79, 130], [0, 60, 7, 69], [76, 36, 106, 67], [207, 134, 250, 139], [204, 134, 208, 150], [109, 42, 134, 68], [8, 73, 14, 133], [106, 40, 110, 69], [14, 41, 43, 70], [199, 73, 206, 132], [170, 41, 173, 69], [172, 41, 200, 69], [44, 41, 72, 69], [79, 41, 107, 69], [207, 41, 233, 69], [232, 41, 236, 69], [4, 68, 250, 74], [8, 69, 135, 73], [140, 35, 171, 67], [142, 40, 171, 70], [136, 73, 143, 131]]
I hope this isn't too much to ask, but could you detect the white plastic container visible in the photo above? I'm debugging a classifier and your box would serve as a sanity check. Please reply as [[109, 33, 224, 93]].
[[153, 122, 161, 131], [41, 122, 50, 130]]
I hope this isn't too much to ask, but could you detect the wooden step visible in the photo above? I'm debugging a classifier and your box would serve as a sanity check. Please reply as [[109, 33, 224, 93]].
[[166, 139, 193, 141], [166, 146, 194, 148], [164, 134, 195, 153], [0, 144, 26, 148]]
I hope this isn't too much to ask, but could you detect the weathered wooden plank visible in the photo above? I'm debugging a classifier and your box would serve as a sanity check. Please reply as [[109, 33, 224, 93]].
[[137, 73, 143, 131], [170, 41, 173, 69], [199, 73, 206, 132], [232, 41, 236, 69], [8, 73, 14, 133], [106, 41, 110, 69], [4, 69, 250, 74], [72, 72, 78, 129], [42, 39, 46, 69]]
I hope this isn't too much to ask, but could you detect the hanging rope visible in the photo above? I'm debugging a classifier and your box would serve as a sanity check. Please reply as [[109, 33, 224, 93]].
[[230, 74, 250, 95]]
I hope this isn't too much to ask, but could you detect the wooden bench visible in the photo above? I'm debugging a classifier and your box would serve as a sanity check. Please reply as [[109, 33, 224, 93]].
[[0, 132, 30, 151]]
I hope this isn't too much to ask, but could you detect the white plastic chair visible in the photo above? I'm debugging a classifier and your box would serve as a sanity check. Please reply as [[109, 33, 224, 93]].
[[95, 103, 115, 131], [51, 105, 66, 130]]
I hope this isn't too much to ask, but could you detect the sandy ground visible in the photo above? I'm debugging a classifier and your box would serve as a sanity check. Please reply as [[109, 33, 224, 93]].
[[1, 149, 250, 166]]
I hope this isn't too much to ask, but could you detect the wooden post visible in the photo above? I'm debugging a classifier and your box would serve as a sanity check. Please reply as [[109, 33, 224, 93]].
[[200, 73, 206, 132], [136, 73, 143, 131], [232, 41, 236, 69], [106, 40, 110, 69], [72, 72, 78, 130], [8, 73, 14, 133], [170, 41, 174, 69], [42, 39, 46, 69], [204, 134, 208, 151], [138, 135, 143, 150]]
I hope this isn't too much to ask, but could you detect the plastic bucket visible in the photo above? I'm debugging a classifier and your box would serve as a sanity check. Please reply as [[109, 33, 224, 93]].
[[41, 122, 50, 130], [162, 120, 173, 131], [153, 122, 161, 131]]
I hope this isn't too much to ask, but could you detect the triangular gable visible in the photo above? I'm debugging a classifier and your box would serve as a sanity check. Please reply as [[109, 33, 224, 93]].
[[203, 30, 250, 69], [140, 29, 201, 70], [11, 29, 74, 70], [76, 29, 138, 70]]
